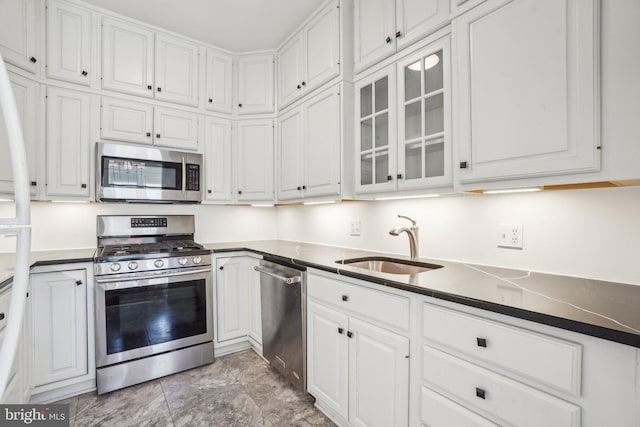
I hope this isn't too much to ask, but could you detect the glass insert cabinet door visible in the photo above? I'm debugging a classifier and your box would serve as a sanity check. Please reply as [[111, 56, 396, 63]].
[[355, 65, 397, 193], [396, 38, 451, 190]]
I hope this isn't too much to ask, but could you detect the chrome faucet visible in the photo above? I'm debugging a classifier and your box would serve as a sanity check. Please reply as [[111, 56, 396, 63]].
[[389, 214, 420, 260]]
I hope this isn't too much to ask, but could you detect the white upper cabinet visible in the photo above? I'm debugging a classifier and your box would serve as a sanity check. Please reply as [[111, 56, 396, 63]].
[[237, 54, 274, 114], [0, 0, 39, 73], [354, 0, 449, 73], [0, 73, 38, 196], [205, 49, 232, 114], [153, 106, 198, 151], [100, 96, 153, 145], [101, 17, 154, 98], [277, 107, 304, 201], [236, 119, 274, 201], [46, 87, 93, 198], [46, 0, 93, 86], [154, 33, 199, 106], [203, 116, 232, 202], [454, 0, 600, 184], [278, 0, 341, 109]]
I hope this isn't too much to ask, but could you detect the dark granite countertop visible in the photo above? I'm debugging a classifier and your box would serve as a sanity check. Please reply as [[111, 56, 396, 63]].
[[204, 240, 640, 348]]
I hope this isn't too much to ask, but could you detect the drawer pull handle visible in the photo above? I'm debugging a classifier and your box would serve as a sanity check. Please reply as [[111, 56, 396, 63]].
[[0, 312, 4, 321], [337, 327, 344, 334], [76, 280, 82, 286], [476, 337, 487, 347], [341, 295, 348, 302], [347, 331, 353, 338], [476, 387, 486, 400]]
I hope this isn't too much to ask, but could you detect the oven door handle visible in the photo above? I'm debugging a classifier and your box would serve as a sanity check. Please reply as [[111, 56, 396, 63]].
[[181, 157, 187, 195], [95, 267, 212, 284], [254, 266, 301, 285]]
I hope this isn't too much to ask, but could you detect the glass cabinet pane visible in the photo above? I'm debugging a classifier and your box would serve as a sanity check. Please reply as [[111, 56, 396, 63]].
[[374, 151, 389, 184], [424, 51, 443, 94], [424, 94, 444, 136], [360, 84, 372, 117], [374, 77, 388, 112], [425, 141, 445, 177], [404, 101, 421, 140], [404, 62, 421, 101], [405, 142, 422, 180], [361, 118, 372, 151], [375, 113, 388, 148], [361, 154, 372, 185]]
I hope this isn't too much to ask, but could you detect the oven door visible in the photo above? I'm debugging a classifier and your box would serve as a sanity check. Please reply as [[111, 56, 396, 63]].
[[95, 267, 212, 368]]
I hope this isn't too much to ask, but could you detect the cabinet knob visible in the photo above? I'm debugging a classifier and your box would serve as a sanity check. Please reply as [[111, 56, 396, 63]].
[[341, 295, 348, 302], [476, 337, 487, 348], [81, 184, 87, 189], [81, 70, 88, 76], [208, 98, 213, 103], [337, 327, 344, 334], [460, 161, 468, 169], [396, 31, 402, 38], [297, 84, 301, 89], [385, 36, 392, 44], [238, 103, 243, 107], [0, 312, 4, 321], [475, 387, 486, 400], [207, 189, 212, 194], [346, 331, 353, 338], [387, 175, 392, 181], [30, 57, 37, 63], [301, 81, 306, 86], [297, 186, 301, 191], [302, 185, 306, 190], [75, 280, 82, 286], [238, 190, 243, 195], [30, 181, 37, 186], [219, 266, 224, 270], [157, 87, 162, 92], [147, 85, 153, 90], [146, 132, 151, 137], [397, 174, 403, 179], [156, 134, 161, 138]]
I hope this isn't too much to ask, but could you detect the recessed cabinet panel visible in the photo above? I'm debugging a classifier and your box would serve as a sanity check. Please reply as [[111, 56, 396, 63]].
[[455, 0, 600, 183], [236, 120, 274, 201], [205, 50, 232, 114], [153, 107, 198, 151], [46, 0, 92, 86], [277, 108, 303, 201], [0, 73, 38, 196], [305, 2, 340, 92], [278, 34, 304, 108], [354, 0, 396, 72], [396, 0, 449, 49], [100, 97, 153, 145], [237, 55, 274, 114], [46, 87, 92, 197], [155, 34, 199, 106], [203, 116, 232, 202], [0, 0, 38, 73], [101, 17, 154, 98]]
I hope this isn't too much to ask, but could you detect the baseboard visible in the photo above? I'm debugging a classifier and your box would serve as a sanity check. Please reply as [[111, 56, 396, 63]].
[[30, 379, 96, 404], [313, 398, 349, 427]]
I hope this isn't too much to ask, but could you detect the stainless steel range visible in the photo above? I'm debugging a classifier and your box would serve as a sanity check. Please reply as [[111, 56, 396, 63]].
[[93, 215, 213, 394]]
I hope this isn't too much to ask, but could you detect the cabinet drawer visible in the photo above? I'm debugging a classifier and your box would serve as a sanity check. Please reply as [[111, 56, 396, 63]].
[[421, 386, 498, 427], [308, 274, 410, 331], [423, 346, 581, 427], [422, 303, 581, 395]]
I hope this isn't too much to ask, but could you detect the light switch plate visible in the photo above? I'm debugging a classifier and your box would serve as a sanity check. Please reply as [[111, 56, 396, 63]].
[[497, 224, 523, 249], [350, 220, 361, 236]]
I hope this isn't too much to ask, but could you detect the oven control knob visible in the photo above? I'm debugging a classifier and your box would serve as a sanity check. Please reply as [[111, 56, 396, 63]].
[[192, 256, 202, 264], [178, 257, 188, 266], [110, 263, 121, 272], [154, 259, 165, 268], [128, 261, 138, 270]]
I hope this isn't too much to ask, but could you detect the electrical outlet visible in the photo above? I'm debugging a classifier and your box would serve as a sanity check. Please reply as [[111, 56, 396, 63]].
[[497, 224, 523, 249], [350, 220, 361, 236]]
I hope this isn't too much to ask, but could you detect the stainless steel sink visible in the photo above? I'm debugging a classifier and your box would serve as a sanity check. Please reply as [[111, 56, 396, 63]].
[[336, 257, 442, 275]]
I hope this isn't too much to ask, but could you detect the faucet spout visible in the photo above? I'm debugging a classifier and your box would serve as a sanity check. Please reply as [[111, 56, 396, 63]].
[[389, 215, 420, 260]]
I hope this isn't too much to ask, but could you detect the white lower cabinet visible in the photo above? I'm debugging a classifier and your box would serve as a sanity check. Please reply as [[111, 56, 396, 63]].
[[30, 265, 95, 400], [307, 271, 410, 427], [0, 283, 31, 404], [246, 258, 262, 348]]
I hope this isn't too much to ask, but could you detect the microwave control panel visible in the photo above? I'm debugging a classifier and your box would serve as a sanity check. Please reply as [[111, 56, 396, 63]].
[[186, 164, 200, 191]]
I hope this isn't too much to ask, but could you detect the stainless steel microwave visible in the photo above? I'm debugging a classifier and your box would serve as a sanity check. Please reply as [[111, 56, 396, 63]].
[[96, 142, 202, 203]]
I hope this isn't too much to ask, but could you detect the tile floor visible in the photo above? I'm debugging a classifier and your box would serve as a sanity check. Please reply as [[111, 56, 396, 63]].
[[58, 350, 335, 426]]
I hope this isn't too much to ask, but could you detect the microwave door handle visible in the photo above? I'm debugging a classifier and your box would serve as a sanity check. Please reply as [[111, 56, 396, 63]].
[[181, 157, 187, 195]]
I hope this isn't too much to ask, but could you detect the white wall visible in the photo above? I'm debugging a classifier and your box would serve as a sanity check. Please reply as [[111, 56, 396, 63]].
[[277, 186, 640, 286], [0, 202, 277, 252]]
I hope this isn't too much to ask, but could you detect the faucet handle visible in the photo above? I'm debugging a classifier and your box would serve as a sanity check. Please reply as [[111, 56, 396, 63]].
[[397, 214, 417, 226]]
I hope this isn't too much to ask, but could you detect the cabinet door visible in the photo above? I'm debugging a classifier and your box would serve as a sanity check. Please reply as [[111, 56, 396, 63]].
[[153, 106, 198, 151], [237, 54, 274, 114], [0, 0, 38, 73], [0, 73, 38, 196], [101, 17, 154, 98], [216, 257, 249, 342], [205, 49, 232, 114], [46, 87, 92, 197], [100, 97, 153, 145], [246, 257, 262, 347], [31, 269, 88, 387], [397, 38, 452, 190], [304, 0, 340, 92], [236, 120, 274, 201], [303, 86, 341, 198], [348, 317, 410, 427], [0, 286, 22, 403], [277, 33, 304, 109], [46, 0, 92, 86], [203, 116, 232, 202], [395, 0, 449, 50], [277, 107, 303, 201], [354, 0, 396, 73], [155, 33, 199, 106], [355, 66, 397, 194], [454, 0, 600, 183], [307, 301, 349, 420]]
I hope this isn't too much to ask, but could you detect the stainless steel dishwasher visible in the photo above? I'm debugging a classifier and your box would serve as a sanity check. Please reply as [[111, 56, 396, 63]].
[[254, 259, 306, 393]]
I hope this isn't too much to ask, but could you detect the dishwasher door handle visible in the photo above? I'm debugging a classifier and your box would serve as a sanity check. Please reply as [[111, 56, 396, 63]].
[[254, 266, 301, 285]]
